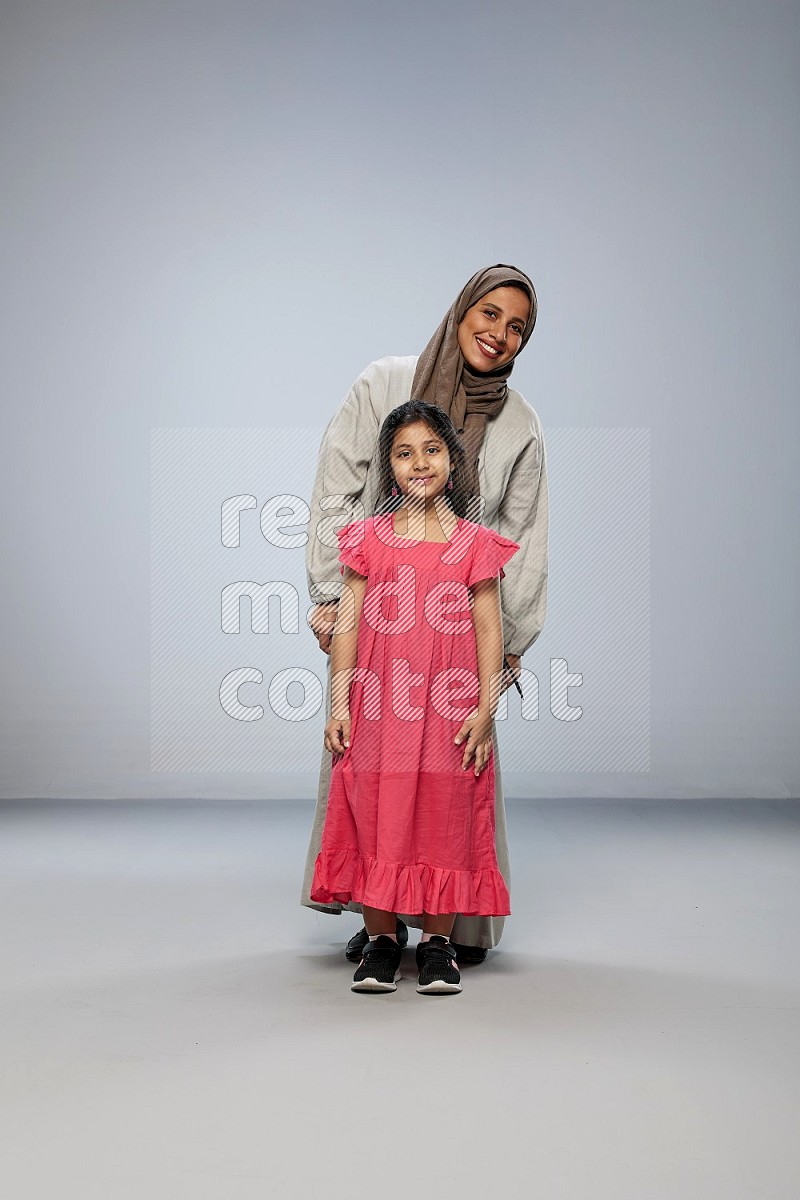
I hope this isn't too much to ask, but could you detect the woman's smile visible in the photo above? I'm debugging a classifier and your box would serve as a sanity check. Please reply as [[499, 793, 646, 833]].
[[475, 336, 502, 361]]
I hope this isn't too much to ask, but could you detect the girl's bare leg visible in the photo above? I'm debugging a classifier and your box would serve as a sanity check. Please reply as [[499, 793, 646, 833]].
[[362, 905, 397, 936], [363, 908, 457, 938], [422, 912, 456, 938]]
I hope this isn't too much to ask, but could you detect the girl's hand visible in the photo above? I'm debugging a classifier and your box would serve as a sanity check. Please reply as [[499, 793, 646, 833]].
[[325, 715, 351, 757], [454, 711, 494, 776]]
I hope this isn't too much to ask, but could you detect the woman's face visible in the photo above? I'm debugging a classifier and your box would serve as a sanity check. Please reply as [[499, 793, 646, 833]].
[[390, 421, 451, 501], [456, 286, 531, 373]]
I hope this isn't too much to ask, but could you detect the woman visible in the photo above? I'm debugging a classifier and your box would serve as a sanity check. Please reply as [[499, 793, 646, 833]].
[[301, 264, 549, 963]]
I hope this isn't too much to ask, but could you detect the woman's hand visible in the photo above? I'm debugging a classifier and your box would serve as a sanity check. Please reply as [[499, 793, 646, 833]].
[[309, 601, 339, 655], [502, 653, 521, 692], [324, 715, 351, 756], [454, 710, 494, 776]]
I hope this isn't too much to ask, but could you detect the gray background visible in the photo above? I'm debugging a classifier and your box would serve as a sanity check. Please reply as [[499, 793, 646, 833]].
[[1, 0, 798, 800]]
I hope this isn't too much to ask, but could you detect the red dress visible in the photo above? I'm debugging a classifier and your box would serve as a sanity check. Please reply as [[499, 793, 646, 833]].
[[310, 512, 519, 917]]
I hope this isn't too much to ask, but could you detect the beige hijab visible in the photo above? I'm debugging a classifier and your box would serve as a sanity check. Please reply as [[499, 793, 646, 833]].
[[411, 264, 537, 501]]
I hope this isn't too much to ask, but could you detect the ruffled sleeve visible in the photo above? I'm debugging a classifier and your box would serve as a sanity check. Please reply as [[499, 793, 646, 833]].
[[336, 520, 369, 578], [467, 526, 521, 587]]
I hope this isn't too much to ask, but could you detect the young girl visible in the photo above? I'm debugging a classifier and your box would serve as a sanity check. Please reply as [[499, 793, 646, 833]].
[[310, 399, 520, 995]]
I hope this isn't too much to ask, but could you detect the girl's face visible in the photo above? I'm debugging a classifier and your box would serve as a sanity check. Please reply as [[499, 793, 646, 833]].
[[390, 421, 451, 502], [456, 286, 531, 373]]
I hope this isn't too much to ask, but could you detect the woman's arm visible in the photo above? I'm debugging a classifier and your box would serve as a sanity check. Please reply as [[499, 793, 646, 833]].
[[496, 413, 549, 657], [306, 371, 381, 607]]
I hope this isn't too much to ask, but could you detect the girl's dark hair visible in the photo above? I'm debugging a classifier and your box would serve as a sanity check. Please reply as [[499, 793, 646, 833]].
[[374, 400, 473, 519]]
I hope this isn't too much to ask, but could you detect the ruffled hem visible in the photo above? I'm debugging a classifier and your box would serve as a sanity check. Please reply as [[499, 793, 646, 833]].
[[310, 847, 510, 917]]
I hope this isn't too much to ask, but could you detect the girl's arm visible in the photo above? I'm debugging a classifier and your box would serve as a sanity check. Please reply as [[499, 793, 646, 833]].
[[326, 566, 367, 748], [454, 576, 504, 775], [471, 576, 505, 720]]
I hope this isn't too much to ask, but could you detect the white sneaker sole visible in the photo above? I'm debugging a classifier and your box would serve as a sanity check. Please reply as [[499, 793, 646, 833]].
[[416, 980, 462, 994], [351, 970, 401, 993]]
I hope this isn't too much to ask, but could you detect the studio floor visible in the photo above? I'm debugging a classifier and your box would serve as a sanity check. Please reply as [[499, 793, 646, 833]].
[[1, 796, 798, 1200]]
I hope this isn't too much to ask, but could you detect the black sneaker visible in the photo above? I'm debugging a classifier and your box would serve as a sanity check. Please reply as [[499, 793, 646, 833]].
[[450, 942, 488, 965], [345, 918, 408, 962], [415, 936, 462, 995], [351, 935, 403, 993]]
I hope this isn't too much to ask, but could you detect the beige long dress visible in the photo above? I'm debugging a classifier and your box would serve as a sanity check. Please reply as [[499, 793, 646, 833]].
[[301, 355, 548, 948]]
